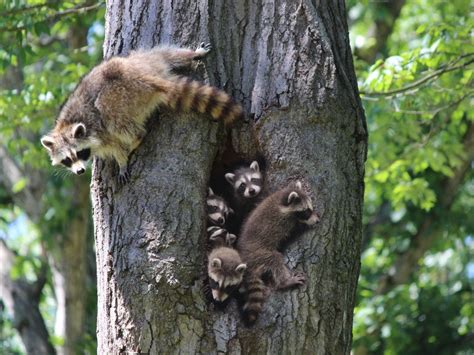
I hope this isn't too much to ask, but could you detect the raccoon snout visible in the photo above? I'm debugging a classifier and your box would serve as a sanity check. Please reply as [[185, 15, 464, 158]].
[[249, 188, 256, 196], [308, 212, 321, 225], [76, 168, 85, 175], [217, 217, 225, 225]]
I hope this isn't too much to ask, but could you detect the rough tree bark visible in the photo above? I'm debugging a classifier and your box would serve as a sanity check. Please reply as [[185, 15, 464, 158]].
[[92, 1, 367, 353]]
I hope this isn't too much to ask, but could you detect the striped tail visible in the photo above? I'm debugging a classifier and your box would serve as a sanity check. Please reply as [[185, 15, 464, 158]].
[[169, 77, 244, 126], [243, 272, 266, 324]]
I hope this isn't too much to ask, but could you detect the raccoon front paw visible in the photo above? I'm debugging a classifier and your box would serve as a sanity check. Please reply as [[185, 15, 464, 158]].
[[195, 42, 212, 57], [290, 272, 306, 286], [117, 168, 130, 185]]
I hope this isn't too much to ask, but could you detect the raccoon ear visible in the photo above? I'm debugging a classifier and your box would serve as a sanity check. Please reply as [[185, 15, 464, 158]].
[[235, 263, 247, 274], [225, 173, 235, 184], [226, 233, 237, 246], [208, 187, 214, 196], [72, 123, 86, 139], [40, 135, 55, 151], [211, 258, 222, 269], [288, 191, 300, 205], [250, 161, 260, 172], [295, 180, 302, 190]]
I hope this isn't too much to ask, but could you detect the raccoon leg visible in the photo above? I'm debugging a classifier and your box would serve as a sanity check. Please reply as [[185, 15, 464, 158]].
[[116, 136, 145, 184], [270, 251, 306, 290], [275, 269, 306, 290], [110, 146, 133, 184], [149, 43, 212, 71]]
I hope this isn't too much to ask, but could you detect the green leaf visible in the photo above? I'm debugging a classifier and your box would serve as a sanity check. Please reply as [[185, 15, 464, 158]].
[[11, 178, 27, 193]]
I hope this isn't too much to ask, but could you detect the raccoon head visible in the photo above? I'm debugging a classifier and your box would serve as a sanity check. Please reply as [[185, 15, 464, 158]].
[[206, 188, 233, 226], [280, 181, 320, 225], [225, 161, 263, 199], [208, 247, 247, 302], [41, 122, 93, 175], [207, 226, 237, 247]]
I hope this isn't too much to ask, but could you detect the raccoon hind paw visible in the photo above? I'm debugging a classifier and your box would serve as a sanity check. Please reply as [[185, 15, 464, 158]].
[[195, 42, 212, 58]]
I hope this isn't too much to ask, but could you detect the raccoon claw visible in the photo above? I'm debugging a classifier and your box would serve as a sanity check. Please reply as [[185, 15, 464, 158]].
[[195, 42, 212, 57], [118, 169, 130, 185], [291, 272, 306, 286]]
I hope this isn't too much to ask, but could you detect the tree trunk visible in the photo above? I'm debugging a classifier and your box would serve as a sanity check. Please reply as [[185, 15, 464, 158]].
[[92, 1, 367, 353], [49, 180, 91, 355]]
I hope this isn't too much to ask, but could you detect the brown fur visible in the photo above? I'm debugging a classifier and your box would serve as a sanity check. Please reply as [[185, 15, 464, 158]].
[[41, 44, 243, 179], [237, 181, 320, 323], [207, 246, 246, 302]]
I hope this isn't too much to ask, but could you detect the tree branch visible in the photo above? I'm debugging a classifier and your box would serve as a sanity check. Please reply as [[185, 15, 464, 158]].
[[377, 120, 474, 294], [2, 2, 52, 16], [360, 56, 474, 98], [1, 2, 104, 32]]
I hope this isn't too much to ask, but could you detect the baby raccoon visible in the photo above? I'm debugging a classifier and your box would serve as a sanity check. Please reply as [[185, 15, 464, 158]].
[[206, 188, 234, 227], [225, 161, 264, 226], [236, 181, 320, 324], [207, 246, 247, 303], [225, 161, 263, 202], [41, 43, 244, 183], [207, 226, 237, 248]]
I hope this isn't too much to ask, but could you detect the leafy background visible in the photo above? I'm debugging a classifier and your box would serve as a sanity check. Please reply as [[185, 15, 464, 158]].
[[0, 0, 472, 353]]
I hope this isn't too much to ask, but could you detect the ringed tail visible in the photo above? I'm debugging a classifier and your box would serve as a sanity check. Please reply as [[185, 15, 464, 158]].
[[243, 272, 266, 324], [170, 77, 244, 126]]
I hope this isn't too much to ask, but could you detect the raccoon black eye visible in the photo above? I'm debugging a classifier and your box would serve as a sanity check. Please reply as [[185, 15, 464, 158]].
[[224, 284, 238, 294], [208, 278, 219, 289], [238, 183, 246, 192], [77, 148, 91, 161], [61, 157, 72, 167], [208, 206, 218, 213], [296, 208, 312, 220], [251, 178, 261, 183]]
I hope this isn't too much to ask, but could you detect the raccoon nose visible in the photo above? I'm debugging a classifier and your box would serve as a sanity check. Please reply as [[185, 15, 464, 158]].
[[217, 217, 225, 225], [249, 188, 256, 196], [76, 168, 85, 175]]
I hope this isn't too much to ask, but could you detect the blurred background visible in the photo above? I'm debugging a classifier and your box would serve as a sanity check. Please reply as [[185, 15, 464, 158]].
[[0, 0, 472, 354]]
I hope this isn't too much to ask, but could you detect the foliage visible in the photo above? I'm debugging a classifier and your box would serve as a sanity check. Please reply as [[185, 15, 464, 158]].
[[350, 0, 474, 353], [0, 1, 104, 353], [0, 0, 472, 353]]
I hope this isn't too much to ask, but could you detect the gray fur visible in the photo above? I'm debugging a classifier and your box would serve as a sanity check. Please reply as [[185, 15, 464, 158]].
[[237, 181, 320, 323]]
